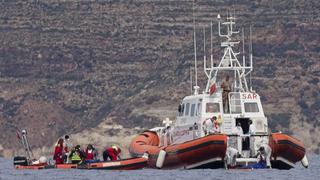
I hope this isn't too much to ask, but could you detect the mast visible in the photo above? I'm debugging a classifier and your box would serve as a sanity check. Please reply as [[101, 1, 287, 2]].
[[190, 67, 193, 94], [192, 0, 199, 95], [250, 25, 253, 70], [203, 26, 206, 70], [204, 26, 209, 78], [242, 28, 245, 68], [210, 21, 213, 68], [204, 14, 253, 93]]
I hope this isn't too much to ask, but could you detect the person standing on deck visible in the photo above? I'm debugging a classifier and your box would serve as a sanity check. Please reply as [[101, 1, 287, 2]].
[[63, 135, 72, 163], [249, 120, 256, 135], [221, 75, 231, 113], [248, 120, 256, 156], [212, 116, 220, 133], [53, 138, 64, 164], [203, 118, 213, 135], [236, 122, 244, 154], [236, 122, 244, 135]]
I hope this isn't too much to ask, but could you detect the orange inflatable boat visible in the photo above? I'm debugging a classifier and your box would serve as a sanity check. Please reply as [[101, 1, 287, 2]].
[[15, 157, 148, 170], [129, 131, 227, 169]]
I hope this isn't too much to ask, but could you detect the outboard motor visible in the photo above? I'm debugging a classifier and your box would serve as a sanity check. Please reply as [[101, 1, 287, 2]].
[[13, 156, 28, 166], [14, 129, 34, 166]]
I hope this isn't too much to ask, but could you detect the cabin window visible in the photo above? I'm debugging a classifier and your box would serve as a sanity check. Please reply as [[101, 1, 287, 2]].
[[206, 103, 220, 113], [178, 104, 184, 116], [196, 103, 201, 116], [244, 102, 259, 112], [190, 104, 196, 117], [185, 103, 190, 116]]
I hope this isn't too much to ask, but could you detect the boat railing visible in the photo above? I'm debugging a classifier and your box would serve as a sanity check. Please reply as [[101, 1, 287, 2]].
[[227, 134, 269, 137]]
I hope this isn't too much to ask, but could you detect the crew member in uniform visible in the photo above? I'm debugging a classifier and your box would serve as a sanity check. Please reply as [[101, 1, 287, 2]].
[[221, 75, 231, 112]]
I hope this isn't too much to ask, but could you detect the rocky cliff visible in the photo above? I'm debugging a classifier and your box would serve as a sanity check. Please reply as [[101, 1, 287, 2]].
[[0, 0, 319, 157]]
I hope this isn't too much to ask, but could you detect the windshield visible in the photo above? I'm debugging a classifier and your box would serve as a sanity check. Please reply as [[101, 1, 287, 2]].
[[206, 103, 220, 113]]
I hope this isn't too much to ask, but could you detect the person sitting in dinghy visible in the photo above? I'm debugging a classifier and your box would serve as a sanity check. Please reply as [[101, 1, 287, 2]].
[[85, 144, 99, 163], [103, 145, 121, 161], [69, 145, 86, 164], [241, 147, 267, 169]]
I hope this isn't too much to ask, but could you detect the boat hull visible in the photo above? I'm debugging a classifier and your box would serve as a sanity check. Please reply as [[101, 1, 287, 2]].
[[88, 157, 148, 170], [15, 157, 148, 170], [129, 131, 227, 169], [15, 164, 55, 170], [269, 133, 306, 169]]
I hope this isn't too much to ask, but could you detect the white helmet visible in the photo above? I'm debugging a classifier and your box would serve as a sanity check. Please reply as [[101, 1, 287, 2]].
[[112, 145, 118, 151]]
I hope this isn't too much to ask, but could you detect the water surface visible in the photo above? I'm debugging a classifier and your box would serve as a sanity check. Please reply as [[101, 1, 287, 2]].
[[1, 155, 319, 180]]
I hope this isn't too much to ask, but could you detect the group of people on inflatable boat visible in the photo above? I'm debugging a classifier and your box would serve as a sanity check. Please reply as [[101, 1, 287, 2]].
[[53, 135, 121, 165]]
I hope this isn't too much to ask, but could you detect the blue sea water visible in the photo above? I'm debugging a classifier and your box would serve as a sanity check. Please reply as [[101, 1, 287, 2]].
[[0, 155, 319, 180]]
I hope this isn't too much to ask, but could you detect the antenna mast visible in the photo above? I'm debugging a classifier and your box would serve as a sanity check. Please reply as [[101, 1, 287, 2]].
[[204, 14, 253, 93], [190, 67, 193, 94], [193, 0, 199, 95], [249, 25, 253, 91], [210, 21, 213, 68]]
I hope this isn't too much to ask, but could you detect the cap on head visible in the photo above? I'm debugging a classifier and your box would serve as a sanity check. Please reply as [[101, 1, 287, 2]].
[[65, 135, 69, 140], [75, 145, 80, 150]]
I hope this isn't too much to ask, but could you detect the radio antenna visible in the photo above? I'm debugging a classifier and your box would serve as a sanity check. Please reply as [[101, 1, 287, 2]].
[[193, 0, 199, 94]]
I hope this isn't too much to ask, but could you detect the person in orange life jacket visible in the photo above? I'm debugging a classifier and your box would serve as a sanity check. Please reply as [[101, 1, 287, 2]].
[[53, 138, 64, 164], [85, 144, 99, 163], [103, 145, 121, 161], [69, 145, 86, 164]]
